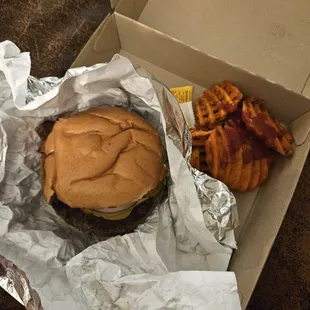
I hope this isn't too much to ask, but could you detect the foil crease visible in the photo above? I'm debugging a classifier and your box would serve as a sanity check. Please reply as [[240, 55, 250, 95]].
[[193, 169, 238, 241], [0, 43, 240, 310]]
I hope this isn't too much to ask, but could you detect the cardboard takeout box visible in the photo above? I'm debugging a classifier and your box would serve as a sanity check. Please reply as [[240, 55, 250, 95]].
[[72, 7, 310, 309]]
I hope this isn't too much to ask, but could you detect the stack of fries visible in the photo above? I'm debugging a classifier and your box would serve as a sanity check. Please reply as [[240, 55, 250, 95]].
[[190, 81, 294, 191]]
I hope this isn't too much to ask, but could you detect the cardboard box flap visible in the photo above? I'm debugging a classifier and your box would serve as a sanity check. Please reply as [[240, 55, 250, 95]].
[[116, 0, 148, 19], [120, 50, 207, 101], [134, 0, 310, 94], [92, 13, 310, 146], [93, 16, 120, 56], [73, 15, 120, 68]]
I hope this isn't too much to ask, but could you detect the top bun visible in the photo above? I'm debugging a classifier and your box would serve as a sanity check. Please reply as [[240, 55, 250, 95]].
[[42, 107, 166, 209]]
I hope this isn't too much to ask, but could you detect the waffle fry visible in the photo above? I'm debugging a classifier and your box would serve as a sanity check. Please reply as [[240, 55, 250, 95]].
[[190, 148, 201, 170], [242, 97, 294, 156], [224, 120, 259, 191], [191, 129, 213, 146], [190, 147, 209, 172], [221, 81, 243, 105], [247, 159, 261, 191], [204, 121, 271, 191], [190, 129, 212, 172], [212, 82, 242, 113], [258, 158, 270, 185], [205, 127, 231, 183], [205, 130, 218, 177], [238, 158, 253, 191], [223, 122, 249, 190], [226, 145, 245, 190], [194, 96, 221, 128], [195, 81, 243, 129], [191, 81, 293, 192]]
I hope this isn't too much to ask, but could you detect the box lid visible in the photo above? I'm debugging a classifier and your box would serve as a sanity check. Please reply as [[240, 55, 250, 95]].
[[117, 0, 310, 95]]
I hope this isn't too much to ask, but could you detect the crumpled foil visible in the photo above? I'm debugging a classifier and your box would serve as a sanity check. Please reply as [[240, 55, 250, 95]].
[[26, 76, 63, 104], [0, 255, 43, 310], [0, 41, 240, 310]]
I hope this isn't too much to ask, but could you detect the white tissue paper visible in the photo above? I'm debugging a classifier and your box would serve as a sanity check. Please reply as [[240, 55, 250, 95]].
[[0, 41, 241, 310]]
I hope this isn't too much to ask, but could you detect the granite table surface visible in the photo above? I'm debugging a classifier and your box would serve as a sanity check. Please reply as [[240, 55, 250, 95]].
[[0, 1, 309, 309]]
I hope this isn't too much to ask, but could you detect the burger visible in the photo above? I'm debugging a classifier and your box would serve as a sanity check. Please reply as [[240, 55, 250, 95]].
[[41, 106, 166, 236]]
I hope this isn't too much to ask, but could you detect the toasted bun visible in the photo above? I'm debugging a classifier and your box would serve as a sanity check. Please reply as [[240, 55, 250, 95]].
[[42, 107, 166, 209]]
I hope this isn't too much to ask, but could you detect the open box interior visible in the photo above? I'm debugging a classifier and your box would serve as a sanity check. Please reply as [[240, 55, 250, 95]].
[[72, 12, 310, 307], [115, 0, 310, 96]]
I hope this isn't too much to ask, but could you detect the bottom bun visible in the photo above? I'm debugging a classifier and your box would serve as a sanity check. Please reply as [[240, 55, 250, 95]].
[[50, 181, 167, 238]]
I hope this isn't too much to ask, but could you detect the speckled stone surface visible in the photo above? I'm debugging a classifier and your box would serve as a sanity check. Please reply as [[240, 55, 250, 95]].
[[0, 0, 112, 77], [0, 1, 309, 309]]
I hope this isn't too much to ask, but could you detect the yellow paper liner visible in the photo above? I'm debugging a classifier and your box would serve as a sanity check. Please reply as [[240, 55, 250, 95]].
[[170, 86, 193, 103]]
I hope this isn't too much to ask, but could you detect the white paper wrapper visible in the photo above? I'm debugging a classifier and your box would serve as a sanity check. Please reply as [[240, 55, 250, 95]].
[[179, 101, 196, 128], [0, 41, 241, 310]]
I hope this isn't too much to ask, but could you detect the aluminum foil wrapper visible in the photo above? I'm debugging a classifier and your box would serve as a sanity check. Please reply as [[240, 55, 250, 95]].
[[0, 41, 240, 310], [0, 255, 43, 310]]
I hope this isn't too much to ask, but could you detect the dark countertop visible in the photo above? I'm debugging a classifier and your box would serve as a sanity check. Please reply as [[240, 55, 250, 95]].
[[0, 1, 309, 309]]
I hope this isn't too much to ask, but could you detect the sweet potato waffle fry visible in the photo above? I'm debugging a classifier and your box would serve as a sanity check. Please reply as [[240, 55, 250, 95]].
[[190, 81, 293, 191], [204, 122, 271, 191], [191, 129, 213, 146], [190, 129, 210, 172], [194, 81, 243, 129], [190, 148, 201, 170], [221, 81, 243, 105], [242, 97, 294, 156], [190, 146, 209, 172]]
